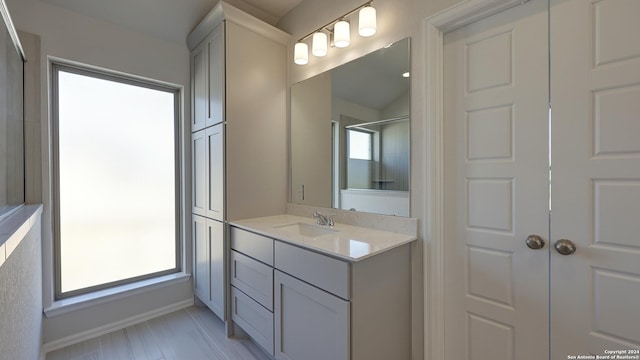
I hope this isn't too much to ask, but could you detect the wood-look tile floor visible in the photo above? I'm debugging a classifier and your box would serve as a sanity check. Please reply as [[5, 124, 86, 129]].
[[46, 306, 271, 360]]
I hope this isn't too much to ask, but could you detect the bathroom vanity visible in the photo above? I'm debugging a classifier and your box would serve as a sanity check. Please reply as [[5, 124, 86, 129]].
[[228, 212, 417, 360]]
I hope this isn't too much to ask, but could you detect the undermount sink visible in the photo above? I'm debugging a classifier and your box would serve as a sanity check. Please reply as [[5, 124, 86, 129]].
[[275, 222, 338, 237]]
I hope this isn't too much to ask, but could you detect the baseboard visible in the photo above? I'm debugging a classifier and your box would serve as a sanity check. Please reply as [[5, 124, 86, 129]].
[[42, 298, 194, 354]]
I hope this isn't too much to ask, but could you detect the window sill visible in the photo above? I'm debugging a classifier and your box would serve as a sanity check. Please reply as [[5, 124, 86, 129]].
[[44, 272, 192, 318], [0, 204, 43, 269]]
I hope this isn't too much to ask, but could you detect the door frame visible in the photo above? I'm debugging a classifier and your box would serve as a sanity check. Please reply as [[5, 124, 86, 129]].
[[421, 1, 530, 359]]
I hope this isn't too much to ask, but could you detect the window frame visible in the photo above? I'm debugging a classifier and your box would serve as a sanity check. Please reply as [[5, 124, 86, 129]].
[[51, 61, 182, 300]]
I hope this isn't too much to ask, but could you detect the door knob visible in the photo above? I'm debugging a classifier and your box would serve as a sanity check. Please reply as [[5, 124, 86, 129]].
[[525, 234, 545, 250], [554, 239, 576, 255]]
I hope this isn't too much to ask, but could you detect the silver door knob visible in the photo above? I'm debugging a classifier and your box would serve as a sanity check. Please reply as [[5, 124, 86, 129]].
[[526, 234, 545, 250], [554, 239, 576, 255]]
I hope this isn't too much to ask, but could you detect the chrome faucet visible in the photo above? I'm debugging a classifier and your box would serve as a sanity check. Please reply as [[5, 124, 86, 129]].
[[311, 211, 334, 226]]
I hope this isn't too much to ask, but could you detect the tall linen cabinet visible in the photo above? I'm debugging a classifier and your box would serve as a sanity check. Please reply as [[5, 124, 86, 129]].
[[188, 1, 289, 321]]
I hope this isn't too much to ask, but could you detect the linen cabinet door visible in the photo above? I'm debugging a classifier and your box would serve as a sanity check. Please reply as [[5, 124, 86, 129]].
[[208, 219, 224, 320], [191, 130, 206, 216], [206, 23, 225, 127], [191, 41, 207, 132], [274, 271, 349, 360], [206, 124, 224, 221], [192, 214, 209, 303]]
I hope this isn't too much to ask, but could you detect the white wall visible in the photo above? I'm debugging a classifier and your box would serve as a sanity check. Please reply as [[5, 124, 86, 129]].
[[5, 0, 194, 347], [278, 0, 464, 359]]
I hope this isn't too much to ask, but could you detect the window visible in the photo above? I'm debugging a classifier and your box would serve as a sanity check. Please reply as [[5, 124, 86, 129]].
[[52, 63, 180, 299], [347, 129, 373, 160]]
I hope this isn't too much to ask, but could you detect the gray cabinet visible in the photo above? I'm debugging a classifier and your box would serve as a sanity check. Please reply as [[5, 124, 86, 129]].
[[230, 250, 273, 310], [229, 226, 412, 360], [191, 130, 206, 216], [189, 1, 289, 323], [190, 24, 224, 132], [192, 124, 224, 219], [192, 215, 224, 319], [274, 270, 349, 360], [231, 287, 274, 354], [205, 124, 224, 221], [229, 228, 275, 355]]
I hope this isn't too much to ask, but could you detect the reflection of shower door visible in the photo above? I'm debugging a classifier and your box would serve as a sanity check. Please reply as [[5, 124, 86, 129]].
[[443, 0, 640, 359]]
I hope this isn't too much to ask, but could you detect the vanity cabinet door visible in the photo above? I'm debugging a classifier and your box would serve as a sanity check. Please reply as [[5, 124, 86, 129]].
[[274, 271, 349, 360], [206, 124, 224, 221]]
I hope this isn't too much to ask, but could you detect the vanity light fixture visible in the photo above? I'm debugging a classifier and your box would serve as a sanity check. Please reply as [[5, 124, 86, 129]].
[[402, 72, 410, 78], [333, 20, 350, 48], [293, 1, 377, 65], [294, 42, 309, 65], [312, 32, 328, 57], [358, 5, 377, 37]]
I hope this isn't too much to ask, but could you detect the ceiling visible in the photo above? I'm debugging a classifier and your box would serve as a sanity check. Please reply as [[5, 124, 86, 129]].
[[39, 0, 303, 44], [332, 38, 410, 111]]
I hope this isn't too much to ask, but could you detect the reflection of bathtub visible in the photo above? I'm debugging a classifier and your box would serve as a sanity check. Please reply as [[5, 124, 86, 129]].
[[339, 189, 409, 217]]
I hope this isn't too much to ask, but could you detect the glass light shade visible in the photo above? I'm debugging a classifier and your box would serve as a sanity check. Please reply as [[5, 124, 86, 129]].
[[312, 32, 328, 57], [334, 21, 350, 48], [358, 6, 377, 37], [294, 42, 309, 65]]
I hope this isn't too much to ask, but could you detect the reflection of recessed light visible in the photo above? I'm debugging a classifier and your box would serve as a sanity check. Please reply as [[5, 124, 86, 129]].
[[402, 72, 410, 78]]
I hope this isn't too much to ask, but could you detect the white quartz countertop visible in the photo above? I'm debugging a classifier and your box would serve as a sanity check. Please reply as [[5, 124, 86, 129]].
[[230, 214, 417, 262]]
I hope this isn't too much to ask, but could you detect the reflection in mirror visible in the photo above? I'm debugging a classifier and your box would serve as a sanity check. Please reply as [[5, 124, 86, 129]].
[[291, 38, 410, 216]]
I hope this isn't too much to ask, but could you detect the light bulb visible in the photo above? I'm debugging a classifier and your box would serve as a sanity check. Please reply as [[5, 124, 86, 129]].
[[294, 42, 308, 65], [358, 6, 377, 37], [312, 32, 328, 57], [334, 21, 350, 48]]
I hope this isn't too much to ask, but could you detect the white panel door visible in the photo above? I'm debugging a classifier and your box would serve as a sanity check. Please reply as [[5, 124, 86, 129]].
[[550, 0, 640, 356], [443, 1, 550, 359], [444, 0, 640, 358]]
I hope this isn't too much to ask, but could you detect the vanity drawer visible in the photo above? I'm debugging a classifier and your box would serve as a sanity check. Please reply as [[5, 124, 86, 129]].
[[230, 250, 273, 310], [231, 287, 274, 356], [231, 227, 273, 266], [274, 241, 350, 300]]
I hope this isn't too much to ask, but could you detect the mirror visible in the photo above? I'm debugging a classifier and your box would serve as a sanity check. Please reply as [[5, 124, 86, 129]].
[[0, 1, 25, 216], [291, 38, 410, 216]]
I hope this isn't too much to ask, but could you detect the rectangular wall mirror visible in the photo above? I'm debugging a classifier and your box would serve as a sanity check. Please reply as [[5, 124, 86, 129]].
[[0, 1, 26, 218], [290, 38, 410, 216]]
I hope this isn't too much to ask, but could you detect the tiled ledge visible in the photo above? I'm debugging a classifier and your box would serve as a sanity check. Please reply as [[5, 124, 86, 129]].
[[0, 204, 43, 269]]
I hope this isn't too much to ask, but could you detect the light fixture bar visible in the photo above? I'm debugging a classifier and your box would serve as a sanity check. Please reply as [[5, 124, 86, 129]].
[[296, 1, 373, 43]]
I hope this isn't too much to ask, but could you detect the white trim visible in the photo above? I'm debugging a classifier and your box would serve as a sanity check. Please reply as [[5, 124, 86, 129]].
[[422, 1, 525, 359], [42, 298, 195, 354], [0, 0, 26, 60], [187, 0, 290, 50], [44, 272, 191, 318]]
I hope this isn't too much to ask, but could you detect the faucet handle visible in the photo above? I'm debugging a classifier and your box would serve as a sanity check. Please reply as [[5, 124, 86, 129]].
[[326, 214, 335, 227]]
